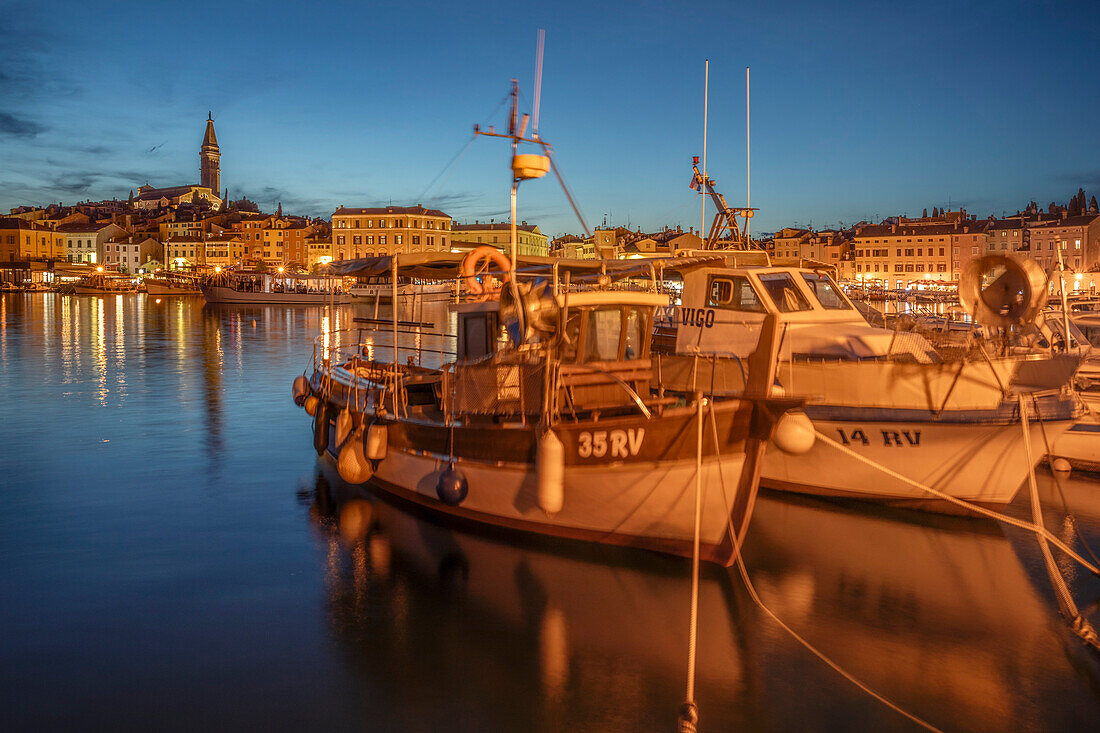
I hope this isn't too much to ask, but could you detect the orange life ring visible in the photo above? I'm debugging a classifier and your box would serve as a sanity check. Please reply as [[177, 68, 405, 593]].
[[461, 245, 512, 297]]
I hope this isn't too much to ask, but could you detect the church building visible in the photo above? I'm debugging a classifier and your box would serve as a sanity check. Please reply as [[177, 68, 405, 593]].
[[133, 115, 224, 211]]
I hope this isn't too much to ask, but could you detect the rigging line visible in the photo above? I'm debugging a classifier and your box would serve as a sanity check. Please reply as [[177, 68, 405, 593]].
[[1034, 402, 1100, 568], [538, 142, 590, 237], [703, 404, 942, 732], [813, 430, 1100, 577], [417, 134, 477, 203]]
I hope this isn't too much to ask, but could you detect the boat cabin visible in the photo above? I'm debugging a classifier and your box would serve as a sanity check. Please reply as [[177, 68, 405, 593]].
[[448, 289, 669, 419], [675, 265, 938, 363]]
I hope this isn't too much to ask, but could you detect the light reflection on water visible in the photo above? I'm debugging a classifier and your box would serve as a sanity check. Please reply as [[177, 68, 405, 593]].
[[0, 292, 1098, 731]]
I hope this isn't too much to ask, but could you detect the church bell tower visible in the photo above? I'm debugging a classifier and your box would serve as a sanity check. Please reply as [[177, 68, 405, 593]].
[[200, 113, 220, 194]]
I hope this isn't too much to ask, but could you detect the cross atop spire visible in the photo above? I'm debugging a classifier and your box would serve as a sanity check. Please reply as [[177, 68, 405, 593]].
[[208, 111, 212, 121]]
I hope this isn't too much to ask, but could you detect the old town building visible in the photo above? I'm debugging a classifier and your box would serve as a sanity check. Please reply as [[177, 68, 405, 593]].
[[451, 221, 549, 256], [331, 205, 451, 260]]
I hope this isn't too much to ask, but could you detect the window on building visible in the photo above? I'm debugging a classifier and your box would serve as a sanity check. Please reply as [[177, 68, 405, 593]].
[[379, 236, 386, 245], [395, 235, 403, 245], [971, 246, 978, 254], [895, 264, 903, 272], [337, 235, 345, 245]]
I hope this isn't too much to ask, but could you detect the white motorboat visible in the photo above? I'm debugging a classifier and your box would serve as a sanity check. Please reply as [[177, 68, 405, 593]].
[[655, 257, 1083, 509]]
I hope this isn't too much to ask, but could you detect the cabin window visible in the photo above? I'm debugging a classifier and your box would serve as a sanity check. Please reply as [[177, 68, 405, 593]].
[[706, 275, 764, 312], [623, 308, 645, 360], [800, 272, 850, 310], [757, 273, 812, 312], [586, 307, 623, 362]]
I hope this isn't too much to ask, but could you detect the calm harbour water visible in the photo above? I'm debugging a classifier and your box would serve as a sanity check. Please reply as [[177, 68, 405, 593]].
[[1, 292, 1099, 732]]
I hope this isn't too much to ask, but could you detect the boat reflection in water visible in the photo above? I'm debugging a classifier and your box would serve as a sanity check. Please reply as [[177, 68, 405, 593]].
[[305, 466, 1100, 731]]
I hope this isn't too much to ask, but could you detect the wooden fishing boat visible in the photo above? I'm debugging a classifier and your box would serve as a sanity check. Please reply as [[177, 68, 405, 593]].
[[294, 257, 800, 563], [69, 272, 139, 294]]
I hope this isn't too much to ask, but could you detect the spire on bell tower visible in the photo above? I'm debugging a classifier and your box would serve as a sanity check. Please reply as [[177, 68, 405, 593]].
[[200, 114, 220, 194]]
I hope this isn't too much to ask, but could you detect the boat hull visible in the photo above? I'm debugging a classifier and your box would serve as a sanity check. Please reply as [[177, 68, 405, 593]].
[[145, 279, 201, 296], [201, 285, 354, 304], [318, 403, 757, 562], [71, 286, 137, 294], [761, 413, 1075, 508]]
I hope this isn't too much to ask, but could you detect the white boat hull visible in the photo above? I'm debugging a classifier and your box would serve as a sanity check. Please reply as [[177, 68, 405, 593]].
[[145, 279, 201, 296], [761, 416, 1075, 507], [202, 285, 354, 304], [366, 447, 749, 554]]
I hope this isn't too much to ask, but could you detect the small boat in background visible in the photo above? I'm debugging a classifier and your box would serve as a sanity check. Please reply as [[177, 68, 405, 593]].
[[145, 272, 204, 296], [69, 273, 139, 294], [202, 270, 353, 304]]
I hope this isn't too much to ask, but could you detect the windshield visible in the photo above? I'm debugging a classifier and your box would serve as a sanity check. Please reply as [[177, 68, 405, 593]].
[[757, 272, 812, 312], [800, 272, 851, 310]]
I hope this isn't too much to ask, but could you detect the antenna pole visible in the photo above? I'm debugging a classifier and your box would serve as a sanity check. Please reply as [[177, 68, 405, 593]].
[[701, 59, 709, 245], [746, 66, 750, 240], [532, 29, 545, 137], [510, 80, 519, 269]]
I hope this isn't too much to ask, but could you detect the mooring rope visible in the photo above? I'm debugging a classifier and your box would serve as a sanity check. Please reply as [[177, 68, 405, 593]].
[[1019, 395, 1100, 647], [811, 431, 1100, 576], [678, 396, 706, 732], [705, 404, 943, 732]]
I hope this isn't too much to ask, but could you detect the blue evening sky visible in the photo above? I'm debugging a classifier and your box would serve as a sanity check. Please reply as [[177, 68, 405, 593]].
[[1, 0, 1097, 236]]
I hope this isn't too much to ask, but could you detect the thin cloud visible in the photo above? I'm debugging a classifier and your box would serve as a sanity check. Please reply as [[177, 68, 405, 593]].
[[0, 112, 45, 138]]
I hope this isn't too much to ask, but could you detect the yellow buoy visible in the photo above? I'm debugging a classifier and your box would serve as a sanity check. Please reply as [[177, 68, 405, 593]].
[[536, 430, 565, 515], [304, 395, 319, 417]]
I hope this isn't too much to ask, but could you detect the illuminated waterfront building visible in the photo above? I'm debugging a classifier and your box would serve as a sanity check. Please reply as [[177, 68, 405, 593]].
[[166, 236, 205, 268], [204, 234, 247, 268], [56, 222, 127, 264], [451, 221, 549, 256], [1024, 214, 1100, 273], [331, 205, 451, 260]]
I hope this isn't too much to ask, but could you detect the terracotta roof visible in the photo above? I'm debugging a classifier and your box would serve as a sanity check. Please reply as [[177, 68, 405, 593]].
[[55, 222, 114, 233], [333, 205, 449, 218], [855, 222, 988, 237], [1029, 214, 1098, 229], [136, 185, 207, 201], [452, 222, 540, 233]]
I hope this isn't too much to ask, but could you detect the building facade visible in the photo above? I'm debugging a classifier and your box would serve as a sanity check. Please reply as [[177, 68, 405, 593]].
[[450, 221, 548, 256], [331, 205, 451, 260]]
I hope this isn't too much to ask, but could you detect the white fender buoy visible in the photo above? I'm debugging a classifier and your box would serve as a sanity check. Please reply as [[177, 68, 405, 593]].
[[337, 429, 373, 484], [292, 375, 310, 406], [772, 410, 816, 455], [1051, 457, 1072, 474], [537, 430, 565, 516], [335, 409, 354, 448], [366, 423, 388, 461], [304, 395, 319, 417]]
